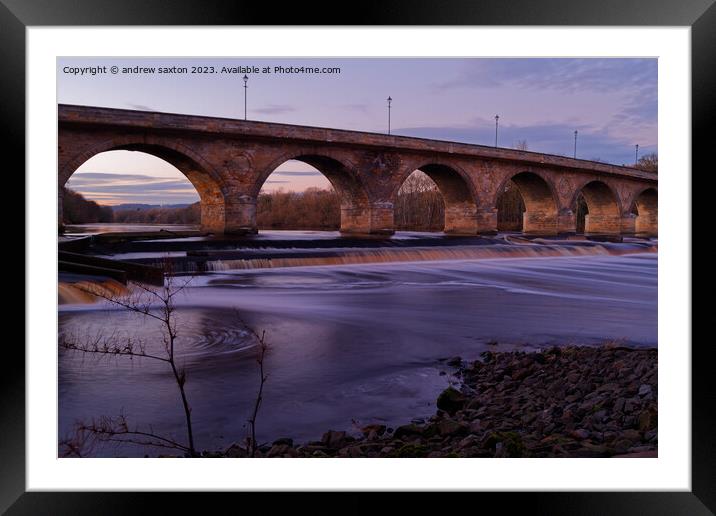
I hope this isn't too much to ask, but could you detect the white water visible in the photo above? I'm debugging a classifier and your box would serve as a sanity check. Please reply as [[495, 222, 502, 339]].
[[58, 251, 657, 457]]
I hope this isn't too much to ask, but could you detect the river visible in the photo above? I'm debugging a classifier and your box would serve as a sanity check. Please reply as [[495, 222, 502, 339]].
[[58, 231, 657, 457]]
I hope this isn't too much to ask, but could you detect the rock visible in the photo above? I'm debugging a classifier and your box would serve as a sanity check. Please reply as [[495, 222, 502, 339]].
[[337, 446, 363, 458], [393, 423, 424, 440], [597, 382, 620, 392], [627, 445, 654, 454], [297, 444, 327, 455], [321, 430, 347, 449], [361, 424, 386, 437], [458, 435, 480, 449], [468, 419, 482, 433], [613, 450, 657, 458], [566, 372, 580, 384], [511, 367, 531, 381], [621, 429, 642, 441], [436, 387, 467, 415], [446, 356, 463, 367], [574, 443, 609, 457], [570, 428, 590, 440], [390, 443, 430, 458], [465, 398, 482, 411], [266, 444, 290, 457], [224, 444, 248, 458], [279, 346, 656, 459], [592, 409, 608, 423], [438, 419, 466, 437], [272, 437, 294, 447], [624, 398, 639, 413], [638, 410, 653, 431]]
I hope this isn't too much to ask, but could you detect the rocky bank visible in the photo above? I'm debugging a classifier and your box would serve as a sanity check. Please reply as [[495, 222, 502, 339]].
[[214, 344, 657, 458]]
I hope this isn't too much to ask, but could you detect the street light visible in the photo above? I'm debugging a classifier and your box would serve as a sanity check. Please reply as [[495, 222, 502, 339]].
[[494, 115, 500, 147], [387, 96, 392, 135], [243, 74, 249, 120], [574, 130, 578, 159], [635, 144, 639, 165]]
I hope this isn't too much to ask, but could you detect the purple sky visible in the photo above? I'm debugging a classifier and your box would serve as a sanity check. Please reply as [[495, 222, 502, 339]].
[[59, 57, 657, 205]]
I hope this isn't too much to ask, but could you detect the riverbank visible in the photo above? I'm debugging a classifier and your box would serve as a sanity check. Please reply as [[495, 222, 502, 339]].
[[213, 344, 657, 458]]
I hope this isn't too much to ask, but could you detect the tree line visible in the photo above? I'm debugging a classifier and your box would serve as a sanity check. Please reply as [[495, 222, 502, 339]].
[[62, 180, 528, 231]]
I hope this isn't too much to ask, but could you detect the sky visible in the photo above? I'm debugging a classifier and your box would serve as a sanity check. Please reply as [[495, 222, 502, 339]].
[[59, 57, 657, 206]]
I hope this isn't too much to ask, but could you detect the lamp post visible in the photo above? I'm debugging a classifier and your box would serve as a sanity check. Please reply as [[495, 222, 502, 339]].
[[635, 144, 639, 165], [387, 96, 392, 135], [243, 74, 249, 120], [574, 130, 578, 159], [494, 115, 499, 147]]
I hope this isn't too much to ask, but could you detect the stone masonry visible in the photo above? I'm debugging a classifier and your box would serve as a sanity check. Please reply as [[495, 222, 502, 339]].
[[58, 105, 658, 237]]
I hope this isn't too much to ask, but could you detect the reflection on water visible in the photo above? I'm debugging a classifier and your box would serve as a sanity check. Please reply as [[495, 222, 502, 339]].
[[59, 251, 657, 457], [64, 223, 200, 235]]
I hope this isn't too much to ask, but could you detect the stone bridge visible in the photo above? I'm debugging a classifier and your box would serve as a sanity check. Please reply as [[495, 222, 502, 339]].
[[58, 105, 658, 237]]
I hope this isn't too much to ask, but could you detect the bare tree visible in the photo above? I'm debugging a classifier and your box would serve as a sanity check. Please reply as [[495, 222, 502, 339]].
[[60, 265, 273, 458], [514, 140, 529, 151], [60, 266, 199, 457], [394, 171, 444, 231], [496, 181, 525, 231], [635, 153, 658, 173], [235, 317, 270, 457]]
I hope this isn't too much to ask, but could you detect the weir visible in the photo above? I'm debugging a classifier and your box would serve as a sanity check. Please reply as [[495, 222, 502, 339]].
[[123, 239, 657, 274]]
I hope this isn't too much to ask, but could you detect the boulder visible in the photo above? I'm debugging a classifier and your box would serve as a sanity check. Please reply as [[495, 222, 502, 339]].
[[437, 419, 466, 437], [393, 423, 424, 440], [360, 424, 387, 437], [321, 430, 347, 449], [437, 387, 467, 415]]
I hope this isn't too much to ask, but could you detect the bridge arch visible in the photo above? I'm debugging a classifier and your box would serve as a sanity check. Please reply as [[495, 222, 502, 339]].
[[393, 161, 479, 234], [60, 136, 228, 233], [255, 152, 372, 234], [631, 187, 658, 237], [571, 180, 622, 235], [494, 171, 559, 235]]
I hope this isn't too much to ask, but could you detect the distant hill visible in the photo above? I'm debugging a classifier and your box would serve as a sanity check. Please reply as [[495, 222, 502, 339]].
[[62, 188, 113, 224], [110, 203, 192, 211]]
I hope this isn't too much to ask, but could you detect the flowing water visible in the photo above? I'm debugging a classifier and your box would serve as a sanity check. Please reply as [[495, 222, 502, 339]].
[[58, 235, 657, 457]]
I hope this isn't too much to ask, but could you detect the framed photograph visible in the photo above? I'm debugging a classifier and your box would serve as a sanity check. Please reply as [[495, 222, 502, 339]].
[[6, 0, 709, 512]]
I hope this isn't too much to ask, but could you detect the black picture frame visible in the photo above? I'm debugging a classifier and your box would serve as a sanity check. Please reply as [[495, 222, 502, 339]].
[[4, 0, 710, 513]]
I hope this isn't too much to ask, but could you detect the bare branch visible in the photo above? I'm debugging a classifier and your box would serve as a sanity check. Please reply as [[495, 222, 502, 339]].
[[60, 331, 169, 363], [60, 415, 191, 457]]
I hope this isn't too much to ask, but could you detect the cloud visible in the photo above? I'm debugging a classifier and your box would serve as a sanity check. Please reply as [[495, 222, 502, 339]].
[[253, 104, 296, 115], [437, 59, 656, 135], [395, 118, 656, 166], [66, 172, 199, 205], [437, 58, 657, 95]]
